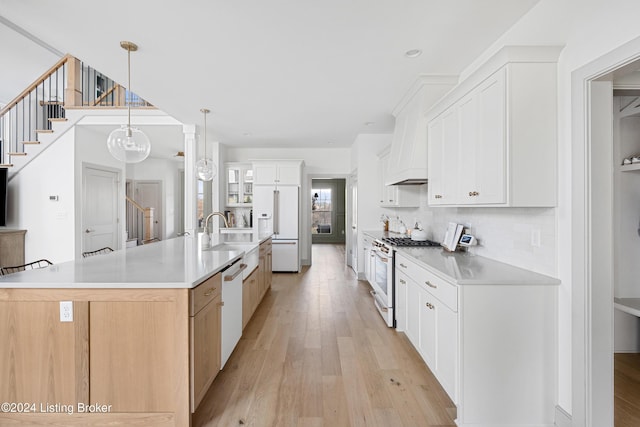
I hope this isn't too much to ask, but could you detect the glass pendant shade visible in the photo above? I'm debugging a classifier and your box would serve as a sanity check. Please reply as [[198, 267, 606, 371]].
[[107, 125, 151, 163], [196, 157, 216, 181], [106, 41, 151, 164]]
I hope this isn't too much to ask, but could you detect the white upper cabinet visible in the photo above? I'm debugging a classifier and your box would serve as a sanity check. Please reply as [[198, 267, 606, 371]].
[[225, 163, 253, 207], [427, 46, 561, 207], [252, 160, 303, 186], [386, 76, 457, 185], [428, 107, 460, 205]]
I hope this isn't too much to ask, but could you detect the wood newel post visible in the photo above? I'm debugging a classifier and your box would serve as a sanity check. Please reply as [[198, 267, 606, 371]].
[[144, 207, 154, 241], [64, 56, 82, 107]]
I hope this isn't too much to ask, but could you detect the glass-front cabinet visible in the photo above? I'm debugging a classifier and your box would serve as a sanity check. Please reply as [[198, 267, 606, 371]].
[[226, 163, 253, 207]]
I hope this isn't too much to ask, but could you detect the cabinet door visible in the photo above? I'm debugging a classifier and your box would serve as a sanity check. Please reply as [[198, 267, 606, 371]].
[[254, 163, 278, 185], [436, 303, 457, 401], [427, 118, 445, 205], [277, 164, 301, 185], [406, 278, 420, 349], [379, 153, 393, 206], [243, 270, 257, 329], [441, 108, 460, 204], [226, 167, 241, 205], [395, 272, 408, 332], [458, 94, 478, 203], [242, 166, 254, 204], [474, 68, 506, 204], [419, 287, 437, 369], [191, 296, 221, 411], [266, 247, 272, 289]]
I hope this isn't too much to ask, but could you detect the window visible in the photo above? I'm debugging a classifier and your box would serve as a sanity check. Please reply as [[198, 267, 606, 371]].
[[311, 189, 332, 234]]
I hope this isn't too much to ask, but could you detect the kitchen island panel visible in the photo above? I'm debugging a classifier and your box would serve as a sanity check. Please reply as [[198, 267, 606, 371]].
[[0, 287, 190, 427], [0, 300, 88, 407]]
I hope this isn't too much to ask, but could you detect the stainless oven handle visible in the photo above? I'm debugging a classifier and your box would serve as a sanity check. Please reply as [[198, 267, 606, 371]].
[[374, 251, 389, 262]]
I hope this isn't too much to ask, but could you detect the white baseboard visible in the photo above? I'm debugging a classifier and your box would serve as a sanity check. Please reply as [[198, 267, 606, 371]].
[[554, 405, 571, 427]]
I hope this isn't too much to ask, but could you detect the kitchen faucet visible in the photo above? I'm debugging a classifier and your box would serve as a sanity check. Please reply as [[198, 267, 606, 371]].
[[204, 212, 230, 234]]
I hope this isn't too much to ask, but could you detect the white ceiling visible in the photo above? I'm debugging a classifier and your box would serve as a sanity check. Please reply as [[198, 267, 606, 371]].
[[0, 0, 539, 148]]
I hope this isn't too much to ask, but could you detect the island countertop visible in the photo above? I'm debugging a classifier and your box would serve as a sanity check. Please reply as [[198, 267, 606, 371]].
[[0, 232, 272, 289]]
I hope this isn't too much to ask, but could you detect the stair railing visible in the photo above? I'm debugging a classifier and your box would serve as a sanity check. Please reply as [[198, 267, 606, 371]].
[[125, 195, 155, 245], [0, 55, 153, 168], [0, 54, 70, 166]]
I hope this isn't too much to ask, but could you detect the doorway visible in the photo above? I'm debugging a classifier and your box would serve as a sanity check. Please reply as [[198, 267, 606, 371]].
[[82, 164, 120, 254], [311, 178, 346, 244], [574, 36, 640, 427]]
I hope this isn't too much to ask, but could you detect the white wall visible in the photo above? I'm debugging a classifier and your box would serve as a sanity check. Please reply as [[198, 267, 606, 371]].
[[350, 134, 393, 274], [6, 128, 76, 264], [458, 0, 640, 417], [74, 126, 126, 256], [225, 146, 351, 264]]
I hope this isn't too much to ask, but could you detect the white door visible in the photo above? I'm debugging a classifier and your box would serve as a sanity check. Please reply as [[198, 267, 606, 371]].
[[275, 186, 298, 239], [135, 181, 162, 240], [83, 165, 120, 253], [349, 175, 357, 271]]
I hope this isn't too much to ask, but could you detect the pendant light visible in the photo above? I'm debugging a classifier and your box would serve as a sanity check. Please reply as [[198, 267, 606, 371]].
[[196, 108, 216, 181], [106, 41, 151, 163]]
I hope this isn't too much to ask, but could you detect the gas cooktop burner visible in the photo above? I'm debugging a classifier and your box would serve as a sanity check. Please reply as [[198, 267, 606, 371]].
[[381, 237, 441, 247]]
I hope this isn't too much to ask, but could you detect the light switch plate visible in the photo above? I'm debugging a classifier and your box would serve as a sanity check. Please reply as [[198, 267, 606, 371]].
[[60, 301, 73, 322]]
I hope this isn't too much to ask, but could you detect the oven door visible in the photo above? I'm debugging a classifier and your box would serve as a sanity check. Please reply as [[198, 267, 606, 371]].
[[371, 248, 393, 327]]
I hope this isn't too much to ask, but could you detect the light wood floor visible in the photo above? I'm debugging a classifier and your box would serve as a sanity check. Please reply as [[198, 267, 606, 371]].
[[193, 243, 456, 427], [616, 353, 640, 427]]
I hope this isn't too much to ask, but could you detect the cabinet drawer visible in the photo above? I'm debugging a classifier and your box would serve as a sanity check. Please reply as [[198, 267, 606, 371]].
[[396, 254, 458, 311], [190, 273, 222, 316]]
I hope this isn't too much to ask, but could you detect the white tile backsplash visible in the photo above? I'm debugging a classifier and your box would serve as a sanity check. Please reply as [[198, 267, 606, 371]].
[[383, 188, 557, 276]]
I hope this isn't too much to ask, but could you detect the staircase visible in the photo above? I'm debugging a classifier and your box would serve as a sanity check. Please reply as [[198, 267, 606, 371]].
[[0, 54, 153, 177]]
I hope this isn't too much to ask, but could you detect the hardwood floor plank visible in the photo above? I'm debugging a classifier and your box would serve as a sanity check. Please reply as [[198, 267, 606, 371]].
[[616, 353, 640, 427], [194, 244, 457, 427], [322, 375, 350, 427]]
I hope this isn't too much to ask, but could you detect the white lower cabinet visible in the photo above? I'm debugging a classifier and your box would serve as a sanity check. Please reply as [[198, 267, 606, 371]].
[[395, 251, 555, 427], [395, 271, 408, 331]]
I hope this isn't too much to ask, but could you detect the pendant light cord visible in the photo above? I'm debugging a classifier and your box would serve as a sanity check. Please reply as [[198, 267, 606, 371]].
[[127, 46, 131, 129]]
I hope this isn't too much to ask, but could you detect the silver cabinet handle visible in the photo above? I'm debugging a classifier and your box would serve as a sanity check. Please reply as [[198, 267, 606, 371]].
[[399, 279, 406, 285], [425, 302, 435, 310], [85, 228, 94, 233], [399, 263, 407, 268], [425, 281, 437, 289]]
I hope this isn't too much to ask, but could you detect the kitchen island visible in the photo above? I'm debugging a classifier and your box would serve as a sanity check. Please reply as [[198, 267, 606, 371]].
[[0, 232, 271, 427]]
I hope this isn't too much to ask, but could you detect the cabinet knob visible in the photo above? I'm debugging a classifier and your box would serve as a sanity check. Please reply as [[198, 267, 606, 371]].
[[425, 281, 437, 289]]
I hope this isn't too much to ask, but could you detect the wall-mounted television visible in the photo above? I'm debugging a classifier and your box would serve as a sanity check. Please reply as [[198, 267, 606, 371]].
[[0, 168, 7, 226]]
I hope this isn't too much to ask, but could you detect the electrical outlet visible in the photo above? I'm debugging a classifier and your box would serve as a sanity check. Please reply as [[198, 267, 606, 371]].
[[60, 301, 73, 322], [531, 229, 541, 247]]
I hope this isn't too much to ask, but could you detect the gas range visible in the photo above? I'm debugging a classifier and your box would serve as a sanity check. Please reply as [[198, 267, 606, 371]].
[[380, 237, 441, 247]]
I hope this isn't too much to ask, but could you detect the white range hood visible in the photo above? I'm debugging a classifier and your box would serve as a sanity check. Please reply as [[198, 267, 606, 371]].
[[386, 75, 458, 185]]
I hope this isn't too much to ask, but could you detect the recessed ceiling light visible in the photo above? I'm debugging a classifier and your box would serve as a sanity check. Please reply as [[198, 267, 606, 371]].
[[405, 49, 422, 58], [243, 132, 252, 136], [327, 141, 334, 144], [364, 121, 375, 126]]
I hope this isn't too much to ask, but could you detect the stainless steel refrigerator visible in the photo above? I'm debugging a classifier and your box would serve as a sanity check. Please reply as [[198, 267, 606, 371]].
[[253, 185, 300, 272]]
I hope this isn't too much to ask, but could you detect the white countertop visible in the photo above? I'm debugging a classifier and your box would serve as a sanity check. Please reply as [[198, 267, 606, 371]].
[[0, 232, 272, 289], [363, 229, 559, 286], [395, 247, 559, 286]]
